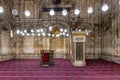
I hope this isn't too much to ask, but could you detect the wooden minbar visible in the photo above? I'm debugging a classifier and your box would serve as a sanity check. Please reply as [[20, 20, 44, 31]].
[[71, 31, 86, 66]]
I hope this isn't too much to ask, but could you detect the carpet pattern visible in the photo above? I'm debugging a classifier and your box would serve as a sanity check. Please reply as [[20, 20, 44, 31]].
[[0, 59, 120, 80]]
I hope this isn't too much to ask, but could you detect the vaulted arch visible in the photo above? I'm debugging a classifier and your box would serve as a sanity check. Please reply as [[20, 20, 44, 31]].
[[0, 21, 11, 31]]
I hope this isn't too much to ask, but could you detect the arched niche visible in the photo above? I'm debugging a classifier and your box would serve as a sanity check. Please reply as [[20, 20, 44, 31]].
[[39, 16, 70, 59], [0, 21, 11, 31], [0, 21, 12, 55], [78, 23, 95, 59], [77, 23, 93, 31]]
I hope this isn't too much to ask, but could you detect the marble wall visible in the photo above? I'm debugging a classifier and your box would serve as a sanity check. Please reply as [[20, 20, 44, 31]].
[[102, 14, 120, 63], [85, 27, 102, 59], [1, 19, 119, 62], [14, 35, 69, 59], [0, 30, 14, 61]]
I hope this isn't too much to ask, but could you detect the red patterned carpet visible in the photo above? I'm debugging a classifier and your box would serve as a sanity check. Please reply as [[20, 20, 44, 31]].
[[0, 59, 120, 80]]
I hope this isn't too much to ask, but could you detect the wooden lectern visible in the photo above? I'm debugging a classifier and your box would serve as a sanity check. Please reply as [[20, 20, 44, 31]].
[[41, 50, 54, 66]]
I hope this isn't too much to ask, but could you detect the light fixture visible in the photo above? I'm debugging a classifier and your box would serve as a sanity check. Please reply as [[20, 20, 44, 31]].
[[66, 34, 69, 36], [38, 33, 40, 36], [79, 29, 81, 31], [58, 34, 60, 37], [0, 6, 4, 13], [52, 34, 55, 37], [22, 33, 25, 36], [74, 8, 80, 15], [119, 0, 120, 4], [64, 29, 67, 32], [49, 9, 55, 16], [63, 32, 66, 35], [24, 10, 31, 17], [20, 31, 23, 34], [27, 33, 30, 36], [24, 30, 27, 33], [49, 26, 52, 31], [16, 29, 20, 34], [10, 30, 13, 38], [102, 4, 109, 12], [60, 28, 63, 32], [87, 7, 93, 14], [60, 33, 62, 35], [56, 34, 60, 37], [40, 29, 43, 32], [37, 29, 40, 32], [86, 32, 89, 35], [32, 33, 35, 36], [31, 29, 34, 33], [62, 9, 67, 16], [42, 32, 46, 36], [47, 33, 51, 36], [12, 8, 18, 16]]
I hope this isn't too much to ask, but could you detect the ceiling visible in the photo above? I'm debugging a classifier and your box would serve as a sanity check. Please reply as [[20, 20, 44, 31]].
[[0, 0, 119, 30]]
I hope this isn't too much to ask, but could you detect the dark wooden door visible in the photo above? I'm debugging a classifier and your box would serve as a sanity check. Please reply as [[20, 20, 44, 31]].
[[76, 42, 83, 60]]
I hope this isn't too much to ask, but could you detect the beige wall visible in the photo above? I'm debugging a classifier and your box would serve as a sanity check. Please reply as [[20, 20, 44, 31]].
[[102, 14, 120, 63], [0, 30, 14, 61], [85, 27, 102, 59], [0, 18, 120, 63], [14, 35, 69, 59]]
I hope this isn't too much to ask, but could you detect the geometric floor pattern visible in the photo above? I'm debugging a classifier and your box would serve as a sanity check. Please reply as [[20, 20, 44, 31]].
[[0, 59, 120, 80]]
